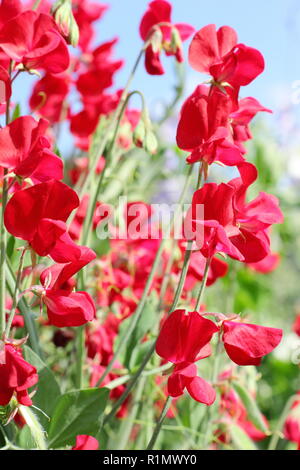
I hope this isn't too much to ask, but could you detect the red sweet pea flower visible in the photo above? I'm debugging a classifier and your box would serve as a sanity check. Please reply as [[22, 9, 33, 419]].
[[0, 0, 22, 29], [248, 252, 280, 274], [0, 344, 38, 406], [188, 162, 283, 263], [0, 116, 63, 182], [0, 64, 11, 105], [43, 290, 95, 328], [4, 180, 80, 262], [167, 362, 216, 405], [156, 309, 219, 364], [218, 388, 269, 442], [72, 435, 99, 450], [29, 73, 70, 123], [176, 84, 243, 166], [230, 97, 272, 153], [39, 246, 96, 328], [221, 320, 282, 366], [189, 24, 264, 88], [73, 0, 108, 52], [0, 11, 70, 74], [140, 0, 194, 75]]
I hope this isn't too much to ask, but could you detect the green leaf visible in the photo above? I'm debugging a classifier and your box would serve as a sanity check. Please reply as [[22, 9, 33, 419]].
[[47, 388, 109, 448], [6, 236, 15, 260], [23, 345, 61, 430], [11, 103, 21, 121], [233, 381, 269, 434], [230, 423, 257, 450]]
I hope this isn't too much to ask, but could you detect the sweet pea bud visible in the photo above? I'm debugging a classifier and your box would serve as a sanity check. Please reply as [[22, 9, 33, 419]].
[[144, 130, 158, 155], [133, 108, 158, 154], [52, 0, 79, 47], [149, 27, 163, 53], [132, 120, 146, 148], [170, 27, 182, 54], [0, 399, 18, 426]]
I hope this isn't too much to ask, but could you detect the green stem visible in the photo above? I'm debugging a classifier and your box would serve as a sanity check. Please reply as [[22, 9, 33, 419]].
[[157, 62, 185, 126], [195, 257, 211, 311], [32, 0, 42, 10], [0, 172, 8, 336], [146, 396, 172, 450], [113, 377, 145, 450], [75, 325, 85, 389], [169, 240, 192, 312], [6, 258, 42, 358], [105, 363, 171, 390], [5, 248, 26, 338]]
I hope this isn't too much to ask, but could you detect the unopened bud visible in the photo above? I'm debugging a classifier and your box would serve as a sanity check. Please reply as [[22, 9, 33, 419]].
[[149, 27, 163, 53], [52, 0, 79, 47]]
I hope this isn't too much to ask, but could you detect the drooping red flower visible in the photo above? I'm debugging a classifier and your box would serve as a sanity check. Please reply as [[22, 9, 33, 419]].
[[188, 24, 265, 89], [4, 180, 80, 262], [0, 11, 70, 74], [0, 64, 11, 106], [230, 97, 272, 153], [73, 0, 108, 52], [188, 162, 283, 263], [248, 252, 280, 274], [0, 116, 63, 182], [0, 0, 22, 27], [29, 73, 70, 123], [0, 344, 38, 406], [39, 246, 96, 328], [72, 435, 99, 450], [218, 388, 269, 442], [156, 309, 219, 364], [221, 320, 282, 366], [176, 84, 243, 166], [140, 0, 194, 75], [167, 362, 216, 405]]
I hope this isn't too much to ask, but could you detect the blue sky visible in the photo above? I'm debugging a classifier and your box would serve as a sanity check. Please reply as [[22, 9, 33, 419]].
[[97, 0, 300, 115], [13, 0, 300, 149]]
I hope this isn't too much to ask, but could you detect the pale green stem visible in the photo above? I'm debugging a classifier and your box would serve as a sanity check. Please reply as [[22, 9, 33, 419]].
[[146, 396, 173, 450], [5, 248, 26, 338], [195, 257, 211, 311]]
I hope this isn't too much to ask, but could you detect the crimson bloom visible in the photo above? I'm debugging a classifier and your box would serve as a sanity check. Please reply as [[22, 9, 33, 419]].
[[176, 84, 243, 166], [156, 309, 219, 364], [140, 0, 194, 75], [188, 24, 264, 89], [221, 320, 282, 366], [29, 73, 70, 123], [0, 11, 70, 74], [167, 362, 216, 405], [0, 344, 38, 406], [39, 246, 96, 327], [72, 435, 99, 450], [188, 162, 283, 263], [0, 116, 63, 182], [4, 180, 80, 262]]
